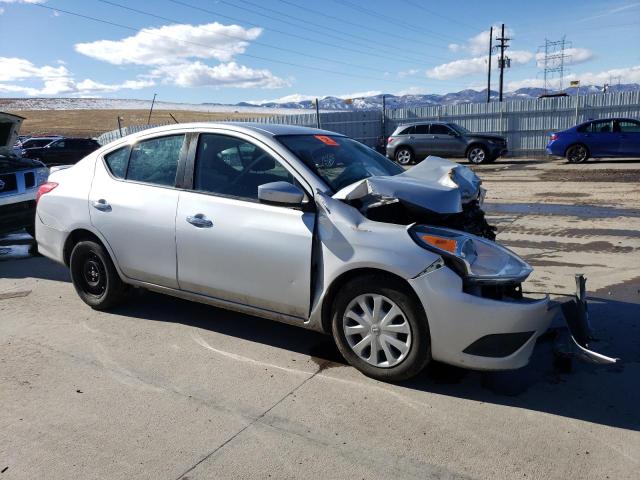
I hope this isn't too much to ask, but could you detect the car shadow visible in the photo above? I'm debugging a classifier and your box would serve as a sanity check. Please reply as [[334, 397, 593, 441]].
[[4, 254, 637, 432], [112, 287, 639, 432]]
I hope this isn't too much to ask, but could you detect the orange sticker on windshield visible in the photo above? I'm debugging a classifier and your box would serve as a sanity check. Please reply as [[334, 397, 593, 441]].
[[314, 135, 339, 146]]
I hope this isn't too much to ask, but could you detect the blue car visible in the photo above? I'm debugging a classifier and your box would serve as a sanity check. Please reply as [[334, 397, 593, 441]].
[[546, 118, 640, 163]]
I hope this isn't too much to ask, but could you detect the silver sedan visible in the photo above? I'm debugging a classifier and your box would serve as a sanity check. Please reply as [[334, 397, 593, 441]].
[[35, 123, 555, 381]]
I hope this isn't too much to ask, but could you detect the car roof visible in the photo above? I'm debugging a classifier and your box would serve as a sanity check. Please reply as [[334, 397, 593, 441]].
[[125, 122, 346, 140], [396, 121, 453, 128]]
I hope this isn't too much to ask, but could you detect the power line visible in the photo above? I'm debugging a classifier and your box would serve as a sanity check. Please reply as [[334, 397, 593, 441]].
[[28, 2, 432, 87], [400, 0, 477, 31], [332, 0, 465, 44], [168, 0, 440, 66], [96, 0, 393, 75], [230, 0, 450, 61], [275, 0, 453, 48]]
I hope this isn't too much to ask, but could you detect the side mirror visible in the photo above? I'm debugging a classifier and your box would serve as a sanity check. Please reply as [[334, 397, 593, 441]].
[[258, 181, 304, 206]]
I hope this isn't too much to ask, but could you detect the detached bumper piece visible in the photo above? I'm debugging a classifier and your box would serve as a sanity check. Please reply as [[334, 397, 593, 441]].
[[555, 274, 618, 365]]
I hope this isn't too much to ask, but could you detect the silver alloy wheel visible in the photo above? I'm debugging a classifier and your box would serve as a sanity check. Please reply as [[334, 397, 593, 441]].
[[396, 149, 412, 165], [342, 293, 412, 368], [468, 147, 486, 164]]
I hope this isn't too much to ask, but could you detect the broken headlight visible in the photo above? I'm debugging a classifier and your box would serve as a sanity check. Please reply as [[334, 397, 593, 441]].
[[409, 226, 532, 284]]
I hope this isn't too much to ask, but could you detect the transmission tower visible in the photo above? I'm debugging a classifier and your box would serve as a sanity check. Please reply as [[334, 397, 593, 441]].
[[538, 36, 571, 93]]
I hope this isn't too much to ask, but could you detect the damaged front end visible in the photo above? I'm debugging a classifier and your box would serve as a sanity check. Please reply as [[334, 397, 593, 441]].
[[334, 156, 496, 240], [328, 156, 617, 368]]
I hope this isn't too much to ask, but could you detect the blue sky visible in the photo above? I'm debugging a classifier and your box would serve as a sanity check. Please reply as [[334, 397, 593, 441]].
[[1, 0, 639, 104]]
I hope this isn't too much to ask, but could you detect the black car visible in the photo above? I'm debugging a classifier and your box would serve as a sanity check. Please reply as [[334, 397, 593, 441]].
[[386, 122, 508, 165], [22, 137, 101, 166]]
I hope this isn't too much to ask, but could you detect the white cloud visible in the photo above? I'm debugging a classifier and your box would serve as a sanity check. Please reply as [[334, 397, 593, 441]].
[[535, 48, 593, 68], [75, 22, 262, 66], [506, 65, 640, 91], [151, 62, 289, 89], [0, 0, 47, 3], [448, 43, 460, 52], [0, 56, 153, 95], [398, 68, 421, 78], [426, 50, 533, 80], [395, 86, 425, 96], [74, 21, 288, 91], [0, 7, 4, 14]]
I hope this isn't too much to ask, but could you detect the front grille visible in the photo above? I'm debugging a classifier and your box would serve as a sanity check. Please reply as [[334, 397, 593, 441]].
[[0, 173, 18, 193], [24, 171, 35, 188]]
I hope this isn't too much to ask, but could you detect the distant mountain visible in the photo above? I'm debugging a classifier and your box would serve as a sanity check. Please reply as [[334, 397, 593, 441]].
[[246, 83, 640, 111]]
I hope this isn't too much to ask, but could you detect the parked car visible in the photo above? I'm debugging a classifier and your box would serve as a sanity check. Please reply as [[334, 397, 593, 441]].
[[0, 113, 49, 236], [386, 122, 508, 165], [13, 136, 62, 157], [36, 123, 600, 381], [22, 137, 101, 166], [547, 118, 640, 163]]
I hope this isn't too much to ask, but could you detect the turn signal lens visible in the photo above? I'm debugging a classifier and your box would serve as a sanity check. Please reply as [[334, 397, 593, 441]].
[[36, 182, 58, 204], [550, 133, 558, 141], [420, 234, 458, 253]]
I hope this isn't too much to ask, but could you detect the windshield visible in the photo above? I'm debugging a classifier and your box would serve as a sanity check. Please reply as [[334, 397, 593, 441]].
[[277, 134, 403, 192], [449, 124, 470, 135]]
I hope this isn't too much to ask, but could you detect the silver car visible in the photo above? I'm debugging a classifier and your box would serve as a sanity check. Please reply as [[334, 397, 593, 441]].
[[35, 123, 567, 381]]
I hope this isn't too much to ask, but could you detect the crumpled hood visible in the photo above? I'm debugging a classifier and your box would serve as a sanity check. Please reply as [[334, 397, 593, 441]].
[[333, 156, 483, 214]]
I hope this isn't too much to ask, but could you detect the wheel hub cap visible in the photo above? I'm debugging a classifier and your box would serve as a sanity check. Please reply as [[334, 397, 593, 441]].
[[343, 294, 412, 368]]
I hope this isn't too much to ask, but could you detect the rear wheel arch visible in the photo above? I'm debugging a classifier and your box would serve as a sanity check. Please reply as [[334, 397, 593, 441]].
[[465, 142, 487, 157], [63, 229, 112, 268], [565, 143, 590, 160], [320, 268, 427, 335]]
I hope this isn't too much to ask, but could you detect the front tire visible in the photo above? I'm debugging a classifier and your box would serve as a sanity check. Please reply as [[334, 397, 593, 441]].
[[69, 240, 127, 310], [331, 274, 430, 382], [395, 147, 414, 165], [566, 144, 589, 163], [467, 145, 488, 164]]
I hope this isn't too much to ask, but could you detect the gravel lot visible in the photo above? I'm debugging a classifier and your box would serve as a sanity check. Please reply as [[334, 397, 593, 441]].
[[1, 157, 639, 480]]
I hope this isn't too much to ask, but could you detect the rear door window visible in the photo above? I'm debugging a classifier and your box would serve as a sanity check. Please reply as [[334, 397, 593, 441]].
[[617, 120, 640, 133], [430, 124, 452, 135], [590, 120, 613, 133], [413, 124, 429, 134], [126, 134, 184, 187], [398, 126, 415, 135]]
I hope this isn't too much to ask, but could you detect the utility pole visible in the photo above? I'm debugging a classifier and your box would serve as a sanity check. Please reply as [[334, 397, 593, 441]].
[[314, 98, 320, 128], [117, 116, 124, 138], [381, 94, 386, 136], [147, 93, 157, 125], [487, 26, 493, 103], [496, 24, 510, 102]]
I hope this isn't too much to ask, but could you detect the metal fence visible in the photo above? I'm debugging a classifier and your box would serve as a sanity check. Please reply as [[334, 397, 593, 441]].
[[97, 91, 640, 156]]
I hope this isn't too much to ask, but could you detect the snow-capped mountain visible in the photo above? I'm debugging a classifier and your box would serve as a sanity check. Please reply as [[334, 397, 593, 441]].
[[246, 83, 640, 111], [1, 83, 637, 113]]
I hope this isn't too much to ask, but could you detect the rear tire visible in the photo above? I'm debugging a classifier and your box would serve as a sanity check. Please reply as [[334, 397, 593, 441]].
[[566, 144, 589, 163], [69, 240, 127, 310], [331, 274, 430, 382], [395, 147, 414, 165]]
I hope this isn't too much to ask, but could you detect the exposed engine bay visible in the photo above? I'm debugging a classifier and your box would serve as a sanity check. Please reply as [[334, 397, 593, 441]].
[[333, 156, 497, 240]]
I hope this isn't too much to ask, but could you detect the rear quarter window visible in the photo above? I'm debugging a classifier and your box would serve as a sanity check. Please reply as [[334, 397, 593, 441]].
[[104, 146, 130, 179], [126, 134, 185, 187]]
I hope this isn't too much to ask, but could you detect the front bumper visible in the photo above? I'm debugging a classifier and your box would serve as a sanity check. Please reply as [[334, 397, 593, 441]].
[[409, 266, 555, 370]]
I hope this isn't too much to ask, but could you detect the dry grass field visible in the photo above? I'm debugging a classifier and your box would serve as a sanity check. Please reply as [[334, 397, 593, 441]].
[[7, 109, 268, 138]]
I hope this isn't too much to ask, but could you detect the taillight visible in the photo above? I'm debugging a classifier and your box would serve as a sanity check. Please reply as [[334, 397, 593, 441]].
[[36, 182, 58, 204], [387, 137, 394, 144], [550, 133, 558, 141]]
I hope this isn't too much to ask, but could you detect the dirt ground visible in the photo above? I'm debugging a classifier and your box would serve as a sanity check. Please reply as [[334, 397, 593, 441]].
[[0, 157, 639, 479], [5, 109, 268, 137]]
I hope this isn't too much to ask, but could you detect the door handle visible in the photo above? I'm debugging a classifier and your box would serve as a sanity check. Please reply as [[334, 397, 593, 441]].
[[186, 214, 213, 228], [91, 199, 111, 212]]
